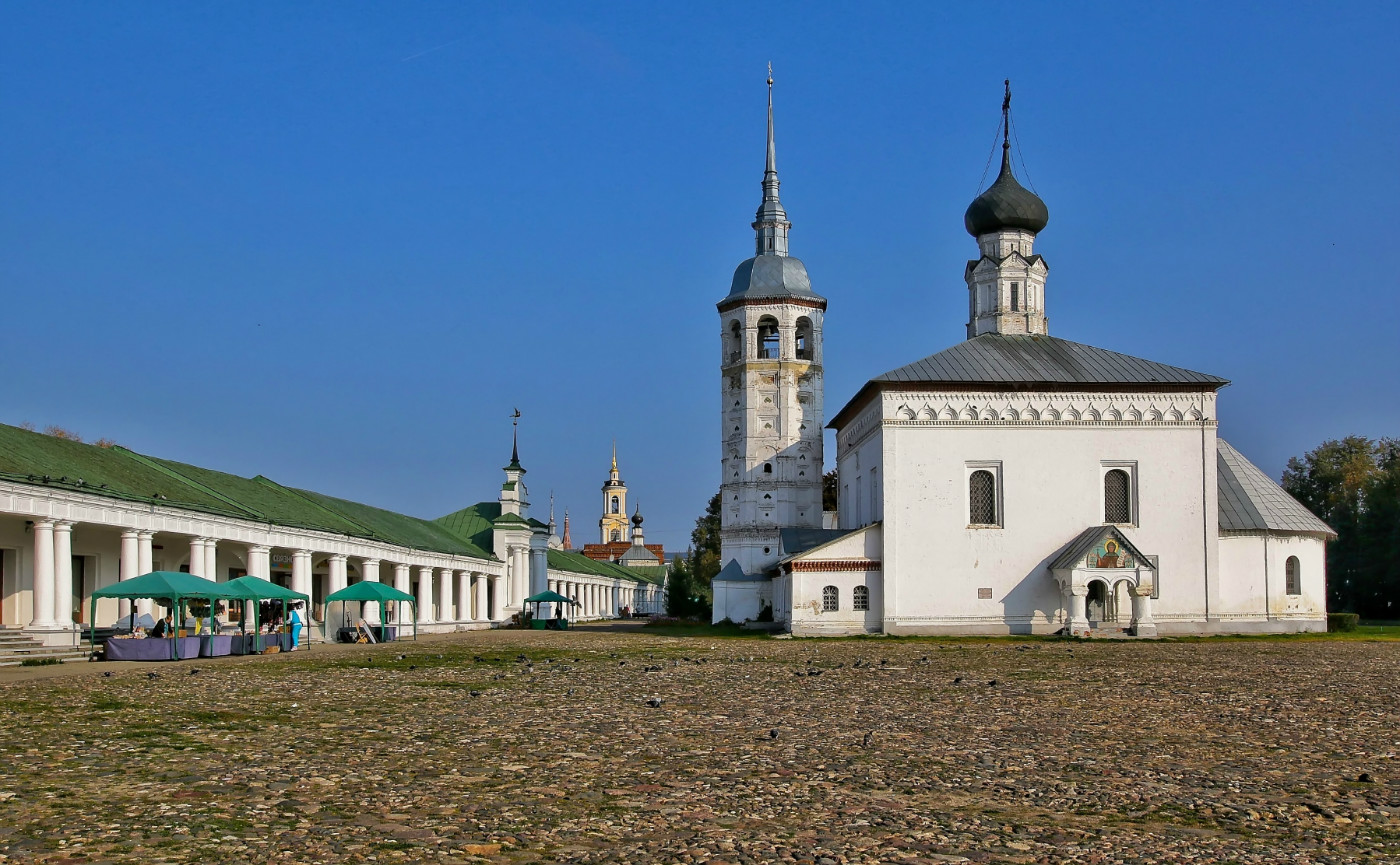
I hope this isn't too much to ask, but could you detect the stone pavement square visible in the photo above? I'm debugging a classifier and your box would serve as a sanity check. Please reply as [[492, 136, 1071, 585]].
[[1, 626, 1396, 864]]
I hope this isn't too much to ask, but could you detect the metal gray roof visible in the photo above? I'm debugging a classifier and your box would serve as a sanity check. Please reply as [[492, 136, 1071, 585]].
[[779, 527, 855, 558], [1217, 439, 1335, 536], [722, 255, 824, 304], [713, 559, 767, 582], [1048, 526, 1156, 571], [874, 334, 1228, 387]]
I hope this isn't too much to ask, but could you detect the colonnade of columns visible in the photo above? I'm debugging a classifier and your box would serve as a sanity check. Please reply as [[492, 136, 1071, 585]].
[[24, 517, 660, 635], [26, 519, 508, 635], [540, 577, 657, 620]]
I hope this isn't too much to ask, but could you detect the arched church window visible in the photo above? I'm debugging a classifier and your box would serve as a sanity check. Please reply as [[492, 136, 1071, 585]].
[[763, 463, 772, 474], [969, 470, 997, 525], [610, 496, 619, 514], [795, 317, 813, 360], [822, 585, 839, 612], [610, 530, 621, 543], [729, 320, 743, 362], [1285, 556, 1301, 595], [1011, 282, 1020, 312], [756, 316, 780, 359], [853, 585, 870, 611], [1104, 470, 1131, 524]]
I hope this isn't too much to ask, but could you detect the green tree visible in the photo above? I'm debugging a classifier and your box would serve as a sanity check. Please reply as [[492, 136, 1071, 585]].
[[1283, 436, 1379, 615], [1358, 439, 1400, 619], [666, 492, 720, 618], [822, 468, 839, 512]]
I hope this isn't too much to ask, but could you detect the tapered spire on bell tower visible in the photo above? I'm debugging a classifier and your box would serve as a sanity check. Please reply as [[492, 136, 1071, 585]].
[[753, 63, 790, 258], [715, 67, 827, 592]]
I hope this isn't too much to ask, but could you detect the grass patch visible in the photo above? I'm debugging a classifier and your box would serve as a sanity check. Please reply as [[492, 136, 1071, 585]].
[[641, 620, 769, 638], [19, 657, 61, 666], [89, 695, 129, 711]]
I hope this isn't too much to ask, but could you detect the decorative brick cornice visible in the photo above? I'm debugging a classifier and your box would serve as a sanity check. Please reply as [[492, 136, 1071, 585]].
[[717, 296, 827, 314], [789, 560, 881, 573]]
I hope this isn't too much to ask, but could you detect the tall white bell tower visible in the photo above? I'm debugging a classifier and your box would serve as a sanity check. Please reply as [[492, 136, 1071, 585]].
[[716, 68, 827, 577]]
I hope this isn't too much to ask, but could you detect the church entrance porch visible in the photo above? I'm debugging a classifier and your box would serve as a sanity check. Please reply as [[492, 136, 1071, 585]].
[[1051, 527, 1158, 638]]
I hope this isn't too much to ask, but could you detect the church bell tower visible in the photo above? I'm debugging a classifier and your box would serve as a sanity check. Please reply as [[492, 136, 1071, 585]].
[[716, 68, 827, 577]]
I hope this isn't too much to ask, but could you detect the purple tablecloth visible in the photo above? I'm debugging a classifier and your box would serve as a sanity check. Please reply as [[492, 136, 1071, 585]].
[[199, 635, 234, 657], [104, 637, 201, 661]]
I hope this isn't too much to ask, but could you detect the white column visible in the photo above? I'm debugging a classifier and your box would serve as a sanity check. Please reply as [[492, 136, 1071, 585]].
[[326, 554, 347, 629], [513, 546, 528, 606], [247, 545, 271, 579], [474, 573, 488, 622], [393, 563, 411, 626], [119, 530, 140, 623], [1067, 585, 1090, 636], [1131, 585, 1157, 637], [245, 545, 271, 629], [137, 531, 154, 617], [205, 538, 219, 582], [456, 571, 470, 623], [491, 575, 505, 620], [438, 567, 455, 624], [417, 566, 436, 624], [189, 537, 206, 578], [292, 550, 313, 622], [29, 520, 56, 628], [361, 559, 381, 625], [53, 522, 74, 628]]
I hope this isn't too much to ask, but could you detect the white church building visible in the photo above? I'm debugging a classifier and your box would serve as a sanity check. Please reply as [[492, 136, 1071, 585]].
[[712, 81, 1333, 636]]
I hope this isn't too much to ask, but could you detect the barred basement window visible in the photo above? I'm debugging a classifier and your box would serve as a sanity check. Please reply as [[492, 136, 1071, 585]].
[[822, 585, 838, 612], [853, 585, 870, 611], [969, 470, 997, 525], [1285, 556, 1301, 595], [1104, 469, 1131, 523]]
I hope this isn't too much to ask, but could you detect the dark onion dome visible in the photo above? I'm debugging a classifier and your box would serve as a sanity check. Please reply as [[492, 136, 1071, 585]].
[[964, 149, 1049, 237], [631, 508, 644, 527]]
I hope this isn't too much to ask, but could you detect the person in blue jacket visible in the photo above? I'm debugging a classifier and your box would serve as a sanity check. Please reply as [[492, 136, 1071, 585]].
[[289, 602, 304, 649]]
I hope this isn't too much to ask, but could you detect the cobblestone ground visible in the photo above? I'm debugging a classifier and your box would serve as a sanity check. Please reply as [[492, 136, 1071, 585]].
[[1, 627, 1397, 864]]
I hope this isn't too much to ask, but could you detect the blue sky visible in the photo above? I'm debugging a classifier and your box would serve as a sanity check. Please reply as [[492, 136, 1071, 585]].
[[3, 2, 1397, 551]]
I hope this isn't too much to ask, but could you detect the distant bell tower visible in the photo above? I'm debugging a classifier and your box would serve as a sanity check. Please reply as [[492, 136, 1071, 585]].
[[716, 67, 826, 577], [963, 80, 1050, 338], [599, 443, 629, 544]]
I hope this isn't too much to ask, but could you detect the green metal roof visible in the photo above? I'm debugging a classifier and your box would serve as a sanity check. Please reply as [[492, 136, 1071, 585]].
[[0, 426, 247, 516], [546, 549, 653, 583], [290, 487, 493, 559], [435, 502, 501, 552], [0, 422, 495, 561]]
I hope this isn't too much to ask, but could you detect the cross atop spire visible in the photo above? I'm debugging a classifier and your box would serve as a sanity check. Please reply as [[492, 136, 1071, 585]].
[[505, 408, 524, 472], [1002, 78, 1011, 152], [752, 62, 790, 257]]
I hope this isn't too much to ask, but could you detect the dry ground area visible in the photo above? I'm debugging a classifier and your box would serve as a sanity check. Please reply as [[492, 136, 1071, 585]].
[[0, 625, 1397, 865]]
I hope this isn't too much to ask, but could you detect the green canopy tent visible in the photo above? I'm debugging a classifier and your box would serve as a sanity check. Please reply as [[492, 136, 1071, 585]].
[[324, 581, 417, 643], [522, 590, 578, 629], [89, 571, 248, 660], [225, 576, 311, 652]]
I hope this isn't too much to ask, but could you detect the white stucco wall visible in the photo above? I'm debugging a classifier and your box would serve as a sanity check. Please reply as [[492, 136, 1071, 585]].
[[837, 389, 1225, 634], [1217, 532, 1327, 631], [786, 523, 883, 635]]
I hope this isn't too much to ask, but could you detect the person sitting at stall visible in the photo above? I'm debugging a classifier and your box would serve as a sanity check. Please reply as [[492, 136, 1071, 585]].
[[150, 613, 173, 639]]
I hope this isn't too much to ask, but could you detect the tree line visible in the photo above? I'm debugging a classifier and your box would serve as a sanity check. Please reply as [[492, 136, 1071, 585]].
[[1282, 436, 1399, 619]]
